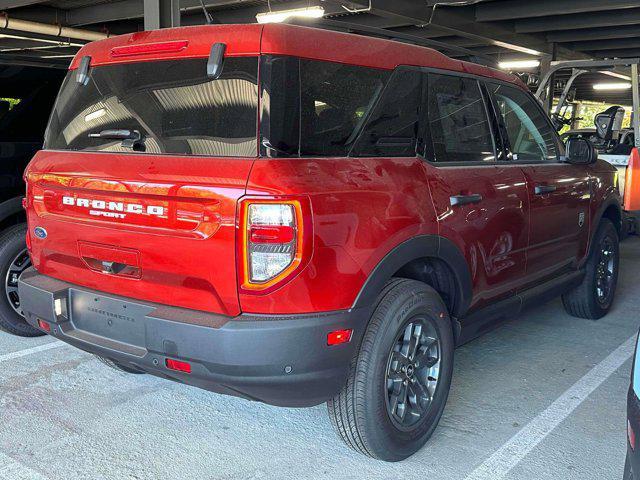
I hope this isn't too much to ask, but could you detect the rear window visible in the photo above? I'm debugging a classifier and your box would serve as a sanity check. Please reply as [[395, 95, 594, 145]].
[[45, 57, 259, 157]]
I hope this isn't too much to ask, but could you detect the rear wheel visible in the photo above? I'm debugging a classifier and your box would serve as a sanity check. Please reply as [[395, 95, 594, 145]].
[[327, 278, 454, 461], [562, 219, 619, 319], [95, 355, 145, 374], [0, 224, 43, 337]]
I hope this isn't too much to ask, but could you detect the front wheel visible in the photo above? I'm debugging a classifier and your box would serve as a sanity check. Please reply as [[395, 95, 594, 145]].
[[327, 278, 454, 461], [0, 224, 44, 337], [562, 219, 619, 319]]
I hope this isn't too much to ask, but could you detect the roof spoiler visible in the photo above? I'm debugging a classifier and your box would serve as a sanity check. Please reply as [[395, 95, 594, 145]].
[[207, 42, 226, 79]]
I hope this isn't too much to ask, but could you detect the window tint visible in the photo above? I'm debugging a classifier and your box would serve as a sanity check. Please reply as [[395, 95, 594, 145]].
[[299, 59, 389, 157], [260, 56, 390, 157], [352, 68, 424, 157], [45, 57, 259, 157], [427, 74, 496, 163], [488, 83, 558, 162]]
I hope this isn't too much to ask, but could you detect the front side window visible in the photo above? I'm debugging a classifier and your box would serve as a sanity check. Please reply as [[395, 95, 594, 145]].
[[427, 74, 496, 163], [488, 83, 558, 162], [45, 57, 259, 157], [261, 56, 390, 157]]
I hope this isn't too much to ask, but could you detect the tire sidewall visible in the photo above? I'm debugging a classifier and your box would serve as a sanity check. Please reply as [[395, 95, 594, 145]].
[[360, 283, 454, 460], [0, 224, 40, 336], [589, 220, 619, 316]]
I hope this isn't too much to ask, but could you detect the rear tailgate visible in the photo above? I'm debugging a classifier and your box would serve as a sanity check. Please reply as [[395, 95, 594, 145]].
[[26, 150, 251, 316]]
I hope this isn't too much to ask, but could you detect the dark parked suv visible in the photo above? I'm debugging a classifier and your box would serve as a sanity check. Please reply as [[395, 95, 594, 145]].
[[18, 24, 622, 461], [0, 64, 63, 337]]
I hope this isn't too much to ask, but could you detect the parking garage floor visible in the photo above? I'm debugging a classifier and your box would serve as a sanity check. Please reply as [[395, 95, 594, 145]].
[[1, 239, 638, 480]]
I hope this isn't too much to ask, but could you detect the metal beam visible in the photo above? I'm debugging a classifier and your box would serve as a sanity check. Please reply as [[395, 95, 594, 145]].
[[516, 8, 640, 33], [327, 0, 552, 57], [144, 0, 180, 30], [0, 0, 49, 8], [547, 26, 640, 43], [68, 0, 254, 26], [572, 38, 640, 52], [587, 49, 640, 59], [477, 0, 639, 22]]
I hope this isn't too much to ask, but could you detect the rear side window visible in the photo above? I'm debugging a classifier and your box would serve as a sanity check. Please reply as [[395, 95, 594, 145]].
[[352, 68, 424, 157], [261, 56, 390, 157], [45, 57, 259, 157], [427, 74, 496, 163], [488, 83, 558, 162]]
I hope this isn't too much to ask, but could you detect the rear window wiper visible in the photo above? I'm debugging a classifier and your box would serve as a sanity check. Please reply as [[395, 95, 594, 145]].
[[88, 129, 146, 152]]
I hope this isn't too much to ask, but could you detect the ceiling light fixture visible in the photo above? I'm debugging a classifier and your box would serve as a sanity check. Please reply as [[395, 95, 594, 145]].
[[593, 82, 632, 91], [256, 6, 325, 24], [498, 60, 541, 70]]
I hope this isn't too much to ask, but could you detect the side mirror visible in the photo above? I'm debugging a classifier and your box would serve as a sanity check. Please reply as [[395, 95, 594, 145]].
[[565, 137, 597, 165]]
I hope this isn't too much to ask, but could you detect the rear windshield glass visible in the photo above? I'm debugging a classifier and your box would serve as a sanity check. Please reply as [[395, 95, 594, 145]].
[[45, 57, 259, 157]]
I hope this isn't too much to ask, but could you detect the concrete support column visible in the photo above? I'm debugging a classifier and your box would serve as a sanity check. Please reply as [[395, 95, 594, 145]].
[[144, 0, 180, 30]]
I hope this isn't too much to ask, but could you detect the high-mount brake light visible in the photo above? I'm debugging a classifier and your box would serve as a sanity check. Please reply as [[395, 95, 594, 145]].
[[239, 198, 311, 293], [110, 40, 189, 57]]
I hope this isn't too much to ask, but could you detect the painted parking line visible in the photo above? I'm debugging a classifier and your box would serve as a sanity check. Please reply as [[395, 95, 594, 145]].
[[0, 341, 64, 364], [0, 451, 48, 480], [465, 334, 636, 480]]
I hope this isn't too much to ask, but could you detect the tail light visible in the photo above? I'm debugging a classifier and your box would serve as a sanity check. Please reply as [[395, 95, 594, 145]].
[[238, 197, 312, 293]]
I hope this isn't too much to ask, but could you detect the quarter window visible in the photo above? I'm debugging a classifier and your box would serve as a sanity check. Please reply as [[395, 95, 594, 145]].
[[488, 83, 558, 162], [427, 74, 496, 163]]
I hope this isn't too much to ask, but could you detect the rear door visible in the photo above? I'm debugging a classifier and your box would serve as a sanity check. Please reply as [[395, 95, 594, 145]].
[[486, 82, 590, 284], [26, 56, 260, 318], [423, 73, 530, 310]]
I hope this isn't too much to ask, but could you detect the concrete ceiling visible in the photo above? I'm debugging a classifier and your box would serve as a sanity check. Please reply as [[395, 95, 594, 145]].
[[0, 0, 638, 103]]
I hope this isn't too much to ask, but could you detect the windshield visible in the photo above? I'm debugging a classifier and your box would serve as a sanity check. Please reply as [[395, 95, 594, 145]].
[[45, 57, 259, 157]]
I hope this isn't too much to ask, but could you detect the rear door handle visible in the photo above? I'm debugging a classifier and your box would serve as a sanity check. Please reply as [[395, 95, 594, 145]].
[[450, 194, 483, 206], [534, 184, 557, 195]]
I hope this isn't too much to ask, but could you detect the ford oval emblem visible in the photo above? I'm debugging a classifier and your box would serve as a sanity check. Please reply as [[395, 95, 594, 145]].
[[33, 227, 47, 239]]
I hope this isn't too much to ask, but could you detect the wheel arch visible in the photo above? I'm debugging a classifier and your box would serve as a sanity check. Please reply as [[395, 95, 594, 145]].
[[352, 235, 473, 321], [0, 196, 26, 233]]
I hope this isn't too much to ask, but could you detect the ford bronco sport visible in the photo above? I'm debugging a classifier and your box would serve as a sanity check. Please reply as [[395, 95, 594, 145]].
[[18, 24, 622, 461]]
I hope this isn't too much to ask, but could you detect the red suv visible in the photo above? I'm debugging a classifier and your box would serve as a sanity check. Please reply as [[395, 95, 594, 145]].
[[18, 24, 622, 461]]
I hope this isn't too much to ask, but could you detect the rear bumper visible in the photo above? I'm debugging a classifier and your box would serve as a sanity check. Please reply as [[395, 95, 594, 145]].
[[18, 268, 369, 407]]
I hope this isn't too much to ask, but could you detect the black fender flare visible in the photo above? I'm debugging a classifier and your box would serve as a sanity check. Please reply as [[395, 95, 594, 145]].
[[351, 235, 473, 319], [587, 197, 622, 254], [0, 196, 24, 224]]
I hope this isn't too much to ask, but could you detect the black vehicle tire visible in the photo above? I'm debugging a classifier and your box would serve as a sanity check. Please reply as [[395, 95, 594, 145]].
[[625, 452, 634, 480], [0, 223, 43, 337], [562, 219, 619, 320], [327, 278, 454, 461], [95, 355, 145, 374]]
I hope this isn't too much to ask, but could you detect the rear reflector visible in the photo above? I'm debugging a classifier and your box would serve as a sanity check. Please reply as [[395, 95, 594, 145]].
[[630, 420, 636, 451], [37, 319, 51, 333], [111, 40, 189, 57], [165, 358, 191, 374], [327, 329, 353, 346]]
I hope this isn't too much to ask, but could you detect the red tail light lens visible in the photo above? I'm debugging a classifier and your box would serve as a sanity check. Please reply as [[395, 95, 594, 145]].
[[629, 420, 636, 451], [165, 358, 191, 374], [111, 40, 189, 57], [239, 197, 312, 293]]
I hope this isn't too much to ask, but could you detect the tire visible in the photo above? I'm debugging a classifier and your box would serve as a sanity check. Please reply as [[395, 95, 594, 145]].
[[0, 223, 44, 337], [562, 219, 619, 320], [327, 278, 454, 461], [625, 452, 634, 480], [95, 355, 145, 374]]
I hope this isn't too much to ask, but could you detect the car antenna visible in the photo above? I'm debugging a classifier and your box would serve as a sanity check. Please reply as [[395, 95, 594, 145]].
[[198, 0, 214, 24]]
